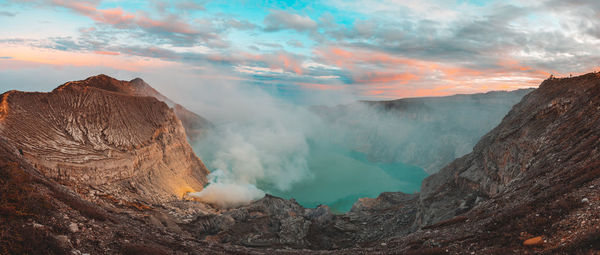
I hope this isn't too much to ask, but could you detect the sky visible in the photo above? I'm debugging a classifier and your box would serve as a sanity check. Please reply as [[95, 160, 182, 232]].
[[1, 0, 600, 101]]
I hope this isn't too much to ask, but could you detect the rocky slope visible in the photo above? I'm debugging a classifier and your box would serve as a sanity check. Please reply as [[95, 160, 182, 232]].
[[416, 72, 600, 226], [0, 75, 209, 203], [0, 138, 261, 255], [373, 72, 600, 254]]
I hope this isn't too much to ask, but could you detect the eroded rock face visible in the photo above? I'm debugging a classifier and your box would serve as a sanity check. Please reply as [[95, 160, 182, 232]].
[[0, 75, 209, 203], [54, 74, 212, 142], [416, 72, 600, 226]]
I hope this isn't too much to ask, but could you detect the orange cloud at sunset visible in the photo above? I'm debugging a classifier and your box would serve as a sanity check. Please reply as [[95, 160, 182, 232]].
[[277, 53, 303, 75], [0, 45, 174, 72], [224, 51, 305, 75], [356, 72, 419, 84], [315, 46, 550, 98], [94, 51, 120, 56], [2, 0, 599, 100], [51, 0, 200, 36]]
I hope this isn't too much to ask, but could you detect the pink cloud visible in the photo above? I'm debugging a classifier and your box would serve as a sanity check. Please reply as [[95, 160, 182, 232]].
[[226, 51, 305, 75], [51, 0, 201, 36], [94, 50, 120, 56], [275, 53, 303, 75], [1, 44, 174, 72], [355, 71, 418, 84], [315, 46, 555, 98]]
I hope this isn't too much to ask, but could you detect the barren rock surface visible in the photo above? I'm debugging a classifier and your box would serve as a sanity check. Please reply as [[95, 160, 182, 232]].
[[56, 74, 212, 142], [0, 75, 209, 203], [416, 72, 600, 226]]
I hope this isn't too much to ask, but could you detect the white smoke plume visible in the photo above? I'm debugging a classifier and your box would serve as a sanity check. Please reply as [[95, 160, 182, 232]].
[[138, 67, 529, 210], [187, 81, 330, 207]]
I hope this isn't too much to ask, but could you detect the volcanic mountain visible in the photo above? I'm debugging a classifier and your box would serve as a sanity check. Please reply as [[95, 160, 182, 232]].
[[0, 75, 210, 203], [1, 73, 599, 254]]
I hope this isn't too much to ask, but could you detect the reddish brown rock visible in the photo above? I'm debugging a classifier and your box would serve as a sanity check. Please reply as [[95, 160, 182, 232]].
[[0, 75, 209, 203], [523, 236, 543, 246], [55, 74, 212, 142]]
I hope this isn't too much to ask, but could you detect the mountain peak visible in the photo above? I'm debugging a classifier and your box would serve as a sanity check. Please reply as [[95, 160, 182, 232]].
[[129, 77, 145, 83], [54, 74, 210, 142], [54, 74, 132, 95], [538, 71, 600, 91]]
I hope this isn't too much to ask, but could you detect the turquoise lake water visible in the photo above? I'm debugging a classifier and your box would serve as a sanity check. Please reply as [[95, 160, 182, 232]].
[[264, 142, 428, 213]]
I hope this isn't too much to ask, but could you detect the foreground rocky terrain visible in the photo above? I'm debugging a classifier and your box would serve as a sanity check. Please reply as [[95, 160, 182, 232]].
[[1, 73, 600, 254]]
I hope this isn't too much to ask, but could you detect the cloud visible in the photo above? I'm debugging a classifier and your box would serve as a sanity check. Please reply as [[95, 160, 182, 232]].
[[0, 11, 16, 17], [541, 0, 600, 40], [174, 0, 206, 11], [317, 1, 600, 80], [323, 4, 530, 65], [153, 0, 207, 15], [355, 72, 419, 84], [257, 42, 283, 49], [48, 0, 227, 47], [94, 50, 119, 55], [329, 0, 463, 22], [4, 0, 600, 99], [2, 34, 312, 81], [52, 0, 191, 33], [287, 39, 303, 47], [223, 18, 256, 30], [312, 45, 547, 97], [234, 65, 285, 75], [264, 10, 318, 32], [227, 51, 306, 75]]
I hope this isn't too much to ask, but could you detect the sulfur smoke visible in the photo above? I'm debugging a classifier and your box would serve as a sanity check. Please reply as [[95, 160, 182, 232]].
[[188, 82, 325, 208], [185, 78, 530, 210]]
